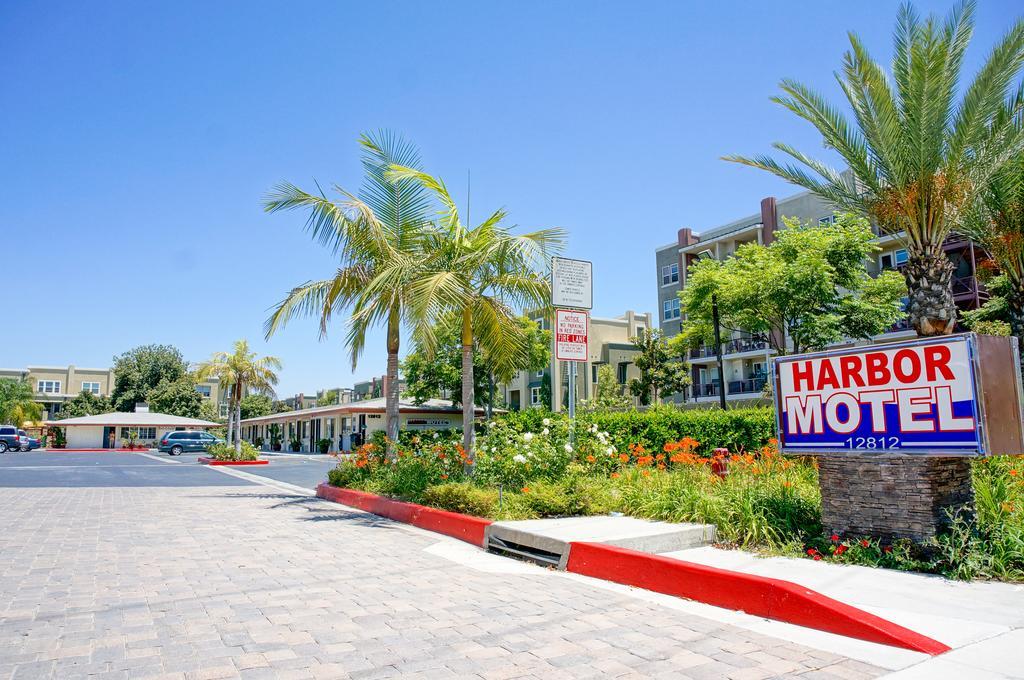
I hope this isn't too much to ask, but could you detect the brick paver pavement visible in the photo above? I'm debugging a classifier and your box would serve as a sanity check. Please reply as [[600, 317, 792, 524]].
[[0, 483, 885, 679]]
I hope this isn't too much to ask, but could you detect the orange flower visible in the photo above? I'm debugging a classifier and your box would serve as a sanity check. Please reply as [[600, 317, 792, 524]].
[[781, 481, 792, 488], [641, 469, 651, 477], [521, 486, 530, 493], [656, 463, 666, 470], [619, 453, 630, 463], [440, 474, 449, 480], [610, 472, 620, 479], [1010, 469, 1019, 477], [586, 455, 596, 463]]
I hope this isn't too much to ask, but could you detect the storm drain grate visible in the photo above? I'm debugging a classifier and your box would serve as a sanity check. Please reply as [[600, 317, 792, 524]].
[[487, 535, 563, 568]]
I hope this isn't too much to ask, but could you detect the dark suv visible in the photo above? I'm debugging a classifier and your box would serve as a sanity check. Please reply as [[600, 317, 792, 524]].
[[157, 430, 222, 455], [0, 426, 23, 453]]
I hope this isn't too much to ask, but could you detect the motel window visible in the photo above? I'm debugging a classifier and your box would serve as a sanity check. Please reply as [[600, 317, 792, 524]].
[[880, 249, 909, 270], [196, 385, 212, 398], [37, 380, 61, 394], [530, 387, 542, 406], [536, 369, 545, 378], [121, 427, 156, 440], [661, 263, 679, 286], [219, 403, 229, 418], [81, 382, 101, 395], [818, 215, 836, 226], [663, 298, 680, 321]]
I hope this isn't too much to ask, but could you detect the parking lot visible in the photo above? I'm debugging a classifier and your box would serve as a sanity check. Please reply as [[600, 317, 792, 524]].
[[0, 451, 885, 679]]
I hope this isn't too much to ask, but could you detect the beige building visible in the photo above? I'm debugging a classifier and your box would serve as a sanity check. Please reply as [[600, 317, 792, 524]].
[[0, 363, 230, 421], [500, 310, 653, 411]]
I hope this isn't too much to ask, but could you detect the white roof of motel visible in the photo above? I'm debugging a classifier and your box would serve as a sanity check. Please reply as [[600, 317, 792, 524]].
[[44, 412, 221, 428], [239, 397, 487, 425]]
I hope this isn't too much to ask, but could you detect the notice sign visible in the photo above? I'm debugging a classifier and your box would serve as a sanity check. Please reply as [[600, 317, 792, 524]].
[[773, 336, 984, 456], [552, 257, 593, 310], [556, 309, 588, 362]]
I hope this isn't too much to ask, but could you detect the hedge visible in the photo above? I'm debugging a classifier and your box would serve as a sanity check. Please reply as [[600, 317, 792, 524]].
[[493, 406, 776, 457]]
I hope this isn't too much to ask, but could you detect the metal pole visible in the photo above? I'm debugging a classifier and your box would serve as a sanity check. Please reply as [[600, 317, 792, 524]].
[[568, 360, 576, 444], [712, 295, 727, 410]]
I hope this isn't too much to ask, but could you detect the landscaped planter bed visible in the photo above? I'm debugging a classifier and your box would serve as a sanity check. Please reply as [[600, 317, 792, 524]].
[[198, 457, 269, 466]]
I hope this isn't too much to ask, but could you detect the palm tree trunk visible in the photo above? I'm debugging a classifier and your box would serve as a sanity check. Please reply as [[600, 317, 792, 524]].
[[1007, 275, 1024, 380], [461, 308, 475, 466], [904, 249, 957, 336], [234, 402, 242, 454], [225, 400, 234, 446], [385, 310, 401, 461]]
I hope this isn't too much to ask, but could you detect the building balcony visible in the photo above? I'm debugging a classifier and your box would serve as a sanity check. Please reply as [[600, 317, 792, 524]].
[[693, 382, 721, 398], [725, 338, 769, 354], [728, 377, 768, 395]]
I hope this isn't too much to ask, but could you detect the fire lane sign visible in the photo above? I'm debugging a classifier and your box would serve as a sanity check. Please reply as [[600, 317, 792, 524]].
[[773, 336, 986, 456], [555, 309, 589, 362], [552, 257, 593, 310]]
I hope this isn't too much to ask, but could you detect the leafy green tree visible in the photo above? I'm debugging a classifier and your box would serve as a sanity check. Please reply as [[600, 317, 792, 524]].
[[388, 166, 564, 457], [57, 390, 112, 420], [675, 215, 906, 355], [725, 2, 1024, 337], [628, 329, 690, 405], [240, 393, 273, 419], [146, 378, 203, 418], [318, 390, 339, 406], [199, 399, 222, 425], [195, 340, 281, 453], [110, 344, 190, 411], [0, 378, 42, 426], [264, 131, 438, 459], [403, 322, 487, 407], [586, 364, 632, 410]]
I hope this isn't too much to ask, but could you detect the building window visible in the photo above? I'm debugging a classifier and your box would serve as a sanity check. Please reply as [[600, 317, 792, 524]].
[[880, 249, 909, 270], [663, 298, 680, 321], [196, 385, 212, 398], [530, 387, 542, 406], [121, 427, 156, 440], [536, 369, 545, 378], [818, 215, 837, 226], [661, 263, 679, 286], [81, 382, 101, 395], [592, 364, 600, 383], [220, 403, 229, 418], [37, 380, 61, 394]]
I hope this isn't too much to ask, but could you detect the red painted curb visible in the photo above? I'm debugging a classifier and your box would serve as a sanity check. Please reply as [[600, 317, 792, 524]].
[[198, 457, 269, 466], [565, 541, 950, 655], [315, 484, 491, 547]]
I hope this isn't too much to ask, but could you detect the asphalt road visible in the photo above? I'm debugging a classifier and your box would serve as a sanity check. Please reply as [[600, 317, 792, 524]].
[[0, 451, 255, 487], [141, 449, 337, 490]]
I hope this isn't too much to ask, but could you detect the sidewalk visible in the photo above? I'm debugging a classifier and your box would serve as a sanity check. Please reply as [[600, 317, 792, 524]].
[[663, 546, 1024, 678]]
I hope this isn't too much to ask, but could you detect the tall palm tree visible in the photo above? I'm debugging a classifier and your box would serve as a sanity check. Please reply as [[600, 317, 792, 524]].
[[961, 92, 1024, 343], [724, 1, 1024, 337], [196, 340, 281, 453], [263, 132, 442, 456], [387, 167, 565, 458]]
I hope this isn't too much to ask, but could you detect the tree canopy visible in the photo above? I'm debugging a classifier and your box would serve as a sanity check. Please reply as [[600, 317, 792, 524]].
[[675, 214, 906, 355], [56, 390, 112, 420], [628, 329, 690, 405], [147, 378, 204, 419], [240, 393, 273, 420], [110, 344, 191, 412], [0, 378, 42, 426]]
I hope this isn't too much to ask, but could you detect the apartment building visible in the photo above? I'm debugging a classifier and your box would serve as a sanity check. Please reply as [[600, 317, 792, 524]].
[[654, 189, 989, 406], [0, 364, 230, 420], [500, 310, 653, 411]]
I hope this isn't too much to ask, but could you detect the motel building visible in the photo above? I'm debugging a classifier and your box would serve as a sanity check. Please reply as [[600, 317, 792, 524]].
[[44, 407, 220, 449], [239, 397, 486, 453]]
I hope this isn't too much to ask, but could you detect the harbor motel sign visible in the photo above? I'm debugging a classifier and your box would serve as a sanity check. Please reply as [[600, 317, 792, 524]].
[[770, 333, 1024, 536]]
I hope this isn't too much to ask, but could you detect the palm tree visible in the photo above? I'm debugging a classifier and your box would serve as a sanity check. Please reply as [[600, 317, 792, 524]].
[[387, 167, 565, 458], [0, 378, 42, 427], [960, 92, 1024, 343], [196, 340, 281, 453], [263, 131, 441, 457], [724, 1, 1024, 337]]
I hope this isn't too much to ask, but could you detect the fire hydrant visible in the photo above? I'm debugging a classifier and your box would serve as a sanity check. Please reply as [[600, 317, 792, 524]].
[[711, 447, 730, 479]]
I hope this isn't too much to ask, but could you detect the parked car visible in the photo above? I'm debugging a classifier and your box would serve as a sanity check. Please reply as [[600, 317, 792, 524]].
[[0, 425, 21, 453], [17, 430, 40, 451], [157, 431, 222, 455]]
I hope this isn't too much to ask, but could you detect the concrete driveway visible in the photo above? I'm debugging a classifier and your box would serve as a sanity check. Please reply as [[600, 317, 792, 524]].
[[0, 451, 885, 679]]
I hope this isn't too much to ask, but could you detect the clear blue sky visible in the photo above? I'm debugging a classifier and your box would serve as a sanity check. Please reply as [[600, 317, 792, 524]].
[[0, 1, 1016, 396]]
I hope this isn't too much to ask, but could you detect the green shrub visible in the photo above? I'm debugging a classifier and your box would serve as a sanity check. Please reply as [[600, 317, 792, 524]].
[[317, 438, 331, 454], [421, 483, 499, 517], [207, 441, 260, 462]]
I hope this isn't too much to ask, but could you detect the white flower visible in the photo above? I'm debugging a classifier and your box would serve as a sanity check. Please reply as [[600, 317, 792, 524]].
[[432, 432, 439, 438], [590, 424, 598, 433], [523, 432, 534, 443], [542, 418, 551, 426], [564, 444, 573, 453], [542, 428, 549, 436], [606, 447, 615, 455], [513, 454, 527, 463], [527, 451, 536, 458]]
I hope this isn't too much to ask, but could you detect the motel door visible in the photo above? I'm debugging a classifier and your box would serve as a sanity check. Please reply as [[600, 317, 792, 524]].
[[310, 418, 321, 452]]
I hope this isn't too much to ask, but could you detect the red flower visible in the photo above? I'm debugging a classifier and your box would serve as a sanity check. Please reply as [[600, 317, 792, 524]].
[[834, 545, 847, 556], [883, 545, 893, 554], [859, 539, 870, 548], [830, 534, 840, 542], [806, 548, 818, 556], [813, 555, 822, 561]]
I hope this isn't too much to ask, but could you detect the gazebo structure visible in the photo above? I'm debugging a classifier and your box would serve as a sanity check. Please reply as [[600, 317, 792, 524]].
[[45, 410, 220, 449]]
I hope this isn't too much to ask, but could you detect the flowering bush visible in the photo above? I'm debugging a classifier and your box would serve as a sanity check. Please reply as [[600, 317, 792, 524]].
[[208, 441, 260, 462], [473, 417, 574, 489]]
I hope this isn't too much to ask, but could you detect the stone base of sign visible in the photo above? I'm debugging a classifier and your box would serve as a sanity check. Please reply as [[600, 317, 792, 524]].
[[817, 455, 974, 542]]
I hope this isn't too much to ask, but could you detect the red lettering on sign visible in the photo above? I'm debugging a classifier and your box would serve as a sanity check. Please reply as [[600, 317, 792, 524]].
[[816, 361, 840, 390], [865, 353, 890, 386], [792, 361, 814, 392], [892, 349, 921, 383], [839, 356, 865, 388], [924, 345, 955, 381]]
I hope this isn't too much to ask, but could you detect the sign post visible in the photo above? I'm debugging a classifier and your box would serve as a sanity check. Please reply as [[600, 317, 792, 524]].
[[551, 258, 592, 441]]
